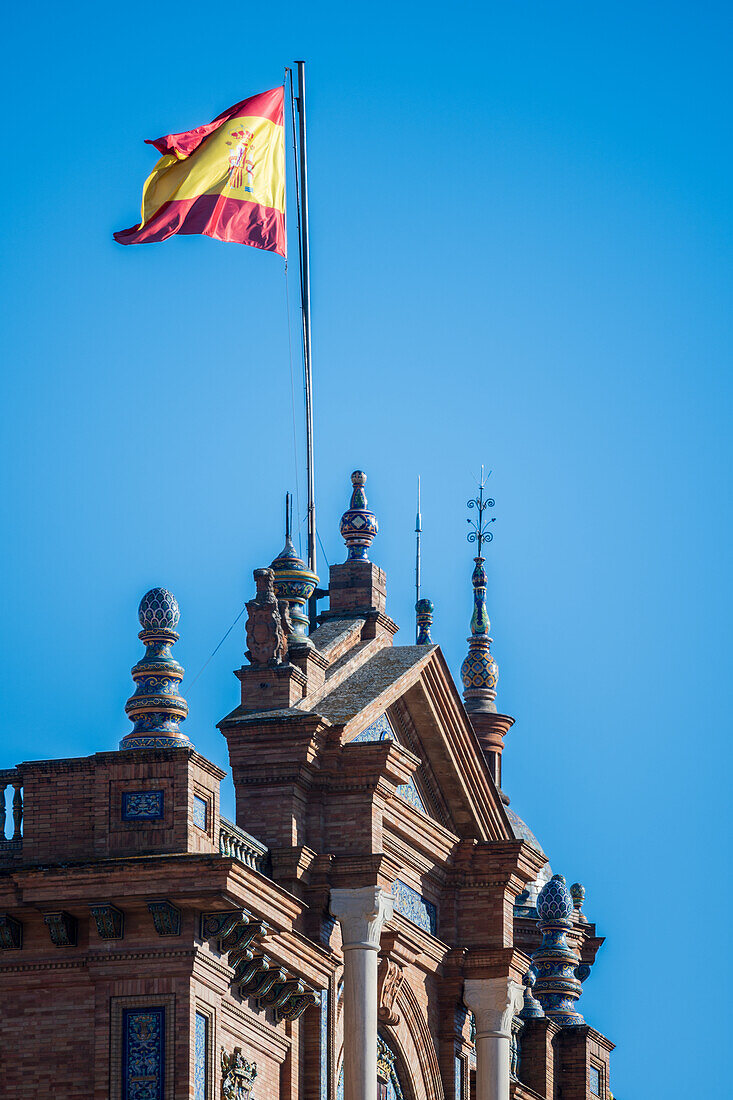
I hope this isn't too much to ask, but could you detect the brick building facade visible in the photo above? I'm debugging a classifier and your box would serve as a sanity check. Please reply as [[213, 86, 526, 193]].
[[0, 470, 614, 1100]]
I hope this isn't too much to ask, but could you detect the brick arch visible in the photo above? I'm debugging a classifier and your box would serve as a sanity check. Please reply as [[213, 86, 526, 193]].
[[380, 980, 444, 1100]]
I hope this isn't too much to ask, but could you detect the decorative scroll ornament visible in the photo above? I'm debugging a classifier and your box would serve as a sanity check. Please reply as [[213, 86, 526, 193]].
[[120, 587, 192, 750], [245, 568, 289, 667], [90, 903, 124, 940], [200, 913, 318, 1022], [221, 1047, 257, 1100], [0, 913, 22, 949], [43, 911, 77, 947], [148, 899, 181, 936], [378, 957, 405, 1025]]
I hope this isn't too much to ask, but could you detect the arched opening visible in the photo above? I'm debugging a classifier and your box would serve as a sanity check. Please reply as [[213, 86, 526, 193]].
[[336, 1033, 409, 1100]]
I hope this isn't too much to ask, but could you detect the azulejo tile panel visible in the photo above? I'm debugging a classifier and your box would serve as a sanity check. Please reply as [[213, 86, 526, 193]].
[[122, 790, 164, 821], [352, 715, 432, 817], [392, 880, 437, 936], [351, 713, 395, 743], [194, 1012, 208, 1100], [192, 795, 208, 831], [319, 988, 329, 1100], [396, 777, 428, 814], [122, 1006, 165, 1100]]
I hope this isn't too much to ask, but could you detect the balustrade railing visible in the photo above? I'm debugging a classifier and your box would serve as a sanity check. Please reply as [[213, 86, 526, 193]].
[[219, 817, 270, 875], [0, 769, 23, 852]]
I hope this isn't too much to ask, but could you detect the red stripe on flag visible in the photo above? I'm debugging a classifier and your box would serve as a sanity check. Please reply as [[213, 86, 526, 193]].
[[113, 193, 286, 255], [147, 87, 284, 159]]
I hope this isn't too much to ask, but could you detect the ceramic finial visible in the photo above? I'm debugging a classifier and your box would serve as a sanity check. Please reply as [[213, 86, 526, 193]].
[[121, 588, 191, 750], [339, 470, 378, 561]]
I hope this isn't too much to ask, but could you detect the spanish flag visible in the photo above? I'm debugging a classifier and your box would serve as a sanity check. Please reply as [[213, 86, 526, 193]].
[[114, 86, 286, 256]]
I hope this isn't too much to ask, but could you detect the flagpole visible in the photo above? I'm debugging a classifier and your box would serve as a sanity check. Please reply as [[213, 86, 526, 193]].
[[294, 60, 318, 630], [415, 476, 422, 642]]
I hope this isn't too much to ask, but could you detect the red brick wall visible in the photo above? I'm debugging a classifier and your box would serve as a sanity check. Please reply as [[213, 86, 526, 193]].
[[17, 749, 222, 865]]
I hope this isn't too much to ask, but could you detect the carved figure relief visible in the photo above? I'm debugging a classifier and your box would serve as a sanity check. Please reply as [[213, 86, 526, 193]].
[[245, 568, 287, 667], [221, 1047, 257, 1100]]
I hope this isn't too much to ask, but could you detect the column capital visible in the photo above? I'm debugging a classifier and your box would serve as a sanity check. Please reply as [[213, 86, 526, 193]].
[[330, 886, 394, 950], [464, 977, 524, 1039]]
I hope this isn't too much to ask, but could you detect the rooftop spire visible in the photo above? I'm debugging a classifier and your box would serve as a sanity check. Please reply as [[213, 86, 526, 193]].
[[459, 470, 514, 788], [461, 468, 498, 713], [120, 588, 192, 750], [271, 491, 319, 650]]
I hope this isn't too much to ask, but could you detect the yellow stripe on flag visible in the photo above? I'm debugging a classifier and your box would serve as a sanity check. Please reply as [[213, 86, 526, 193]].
[[140, 115, 285, 229]]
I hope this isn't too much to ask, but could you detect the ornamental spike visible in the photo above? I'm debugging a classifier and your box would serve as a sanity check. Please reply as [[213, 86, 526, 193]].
[[461, 470, 499, 714]]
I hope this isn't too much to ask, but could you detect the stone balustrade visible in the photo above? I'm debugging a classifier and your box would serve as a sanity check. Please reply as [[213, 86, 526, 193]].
[[0, 770, 22, 853], [219, 817, 270, 874]]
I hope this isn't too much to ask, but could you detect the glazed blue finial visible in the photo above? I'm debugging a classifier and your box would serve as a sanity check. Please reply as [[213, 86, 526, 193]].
[[570, 882, 587, 923], [120, 588, 192, 750], [530, 875, 586, 1026], [415, 598, 434, 644], [519, 969, 545, 1020], [271, 491, 319, 649], [461, 469, 498, 713], [339, 470, 378, 561]]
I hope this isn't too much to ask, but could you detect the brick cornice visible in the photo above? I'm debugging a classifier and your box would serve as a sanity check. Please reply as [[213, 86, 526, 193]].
[[443, 945, 528, 984], [4, 853, 305, 932], [0, 946, 197, 975]]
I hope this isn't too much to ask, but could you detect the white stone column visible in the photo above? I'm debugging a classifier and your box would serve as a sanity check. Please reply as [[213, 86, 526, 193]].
[[330, 886, 394, 1100], [464, 977, 523, 1100]]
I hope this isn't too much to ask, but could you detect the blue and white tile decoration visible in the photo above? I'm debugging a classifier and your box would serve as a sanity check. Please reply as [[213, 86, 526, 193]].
[[395, 778, 428, 814], [392, 880, 437, 936], [122, 1007, 165, 1100], [192, 795, 208, 831], [351, 713, 395, 743], [351, 714, 429, 815], [122, 791, 164, 821], [194, 1012, 207, 1100], [320, 988, 329, 1100], [455, 1055, 463, 1100]]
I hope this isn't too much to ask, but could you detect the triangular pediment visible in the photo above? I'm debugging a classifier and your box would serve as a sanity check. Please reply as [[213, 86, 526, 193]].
[[324, 643, 511, 844], [348, 711, 434, 818]]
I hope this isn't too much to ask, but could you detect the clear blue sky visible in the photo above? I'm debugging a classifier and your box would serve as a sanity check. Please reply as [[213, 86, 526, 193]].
[[1, 2, 730, 1095]]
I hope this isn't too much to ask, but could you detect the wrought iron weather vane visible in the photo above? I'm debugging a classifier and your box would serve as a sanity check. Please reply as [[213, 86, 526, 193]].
[[466, 465, 496, 557]]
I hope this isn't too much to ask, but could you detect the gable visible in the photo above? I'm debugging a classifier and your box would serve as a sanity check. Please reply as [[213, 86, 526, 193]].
[[350, 711, 434, 818], [336, 645, 512, 843]]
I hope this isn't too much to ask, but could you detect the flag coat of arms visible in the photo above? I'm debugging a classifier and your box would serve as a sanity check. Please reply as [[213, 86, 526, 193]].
[[115, 86, 286, 256]]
